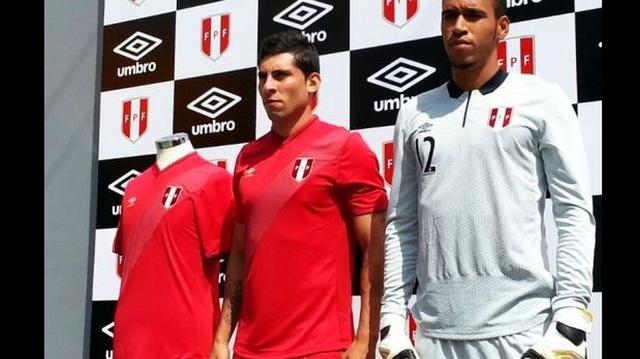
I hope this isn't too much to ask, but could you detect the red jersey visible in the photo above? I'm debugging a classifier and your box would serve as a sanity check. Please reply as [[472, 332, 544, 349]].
[[113, 152, 234, 359], [233, 117, 388, 358]]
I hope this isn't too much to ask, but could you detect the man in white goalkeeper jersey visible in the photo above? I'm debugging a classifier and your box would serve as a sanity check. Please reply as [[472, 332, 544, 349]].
[[378, 0, 596, 358]]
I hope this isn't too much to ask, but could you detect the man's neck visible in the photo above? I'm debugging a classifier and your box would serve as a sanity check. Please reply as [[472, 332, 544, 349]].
[[272, 106, 314, 138], [451, 60, 500, 92], [156, 141, 195, 170]]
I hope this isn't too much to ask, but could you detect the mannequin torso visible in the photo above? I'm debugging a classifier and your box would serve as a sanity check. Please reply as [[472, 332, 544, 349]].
[[155, 133, 195, 171]]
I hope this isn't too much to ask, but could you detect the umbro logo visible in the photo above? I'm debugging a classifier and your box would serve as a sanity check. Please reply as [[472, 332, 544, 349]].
[[102, 322, 114, 338], [113, 31, 163, 61], [126, 196, 137, 208], [108, 169, 141, 196], [367, 57, 436, 93], [243, 167, 256, 177], [187, 87, 242, 119], [273, 0, 334, 30], [417, 122, 432, 133]]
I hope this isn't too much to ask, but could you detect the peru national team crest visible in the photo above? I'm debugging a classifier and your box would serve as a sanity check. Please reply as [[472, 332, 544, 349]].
[[122, 97, 148, 143], [383, 141, 394, 186], [202, 14, 230, 61], [488, 107, 514, 130], [211, 159, 227, 170], [498, 36, 535, 74], [162, 186, 182, 208], [292, 158, 314, 182], [383, 0, 419, 28]]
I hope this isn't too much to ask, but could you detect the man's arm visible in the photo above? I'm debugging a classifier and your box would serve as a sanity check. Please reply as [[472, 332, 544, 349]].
[[522, 84, 596, 359], [540, 84, 596, 329], [378, 103, 420, 359], [344, 211, 386, 359], [210, 223, 245, 359]]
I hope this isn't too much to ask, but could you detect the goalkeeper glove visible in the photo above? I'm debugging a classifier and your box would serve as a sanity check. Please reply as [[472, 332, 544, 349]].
[[378, 316, 419, 359], [522, 308, 593, 359]]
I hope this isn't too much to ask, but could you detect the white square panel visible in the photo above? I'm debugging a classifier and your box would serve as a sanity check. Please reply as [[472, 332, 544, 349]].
[[575, 0, 602, 12], [175, 1, 258, 80], [99, 81, 175, 160], [92, 228, 121, 301], [104, 0, 177, 26], [507, 13, 578, 103], [350, 0, 441, 51], [578, 101, 602, 196]]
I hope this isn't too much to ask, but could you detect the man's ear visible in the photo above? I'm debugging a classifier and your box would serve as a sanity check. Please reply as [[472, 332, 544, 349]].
[[306, 72, 321, 94], [497, 15, 510, 41]]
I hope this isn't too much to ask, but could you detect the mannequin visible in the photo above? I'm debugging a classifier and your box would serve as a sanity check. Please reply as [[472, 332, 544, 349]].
[[155, 132, 195, 171], [113, 133, 234, 359]]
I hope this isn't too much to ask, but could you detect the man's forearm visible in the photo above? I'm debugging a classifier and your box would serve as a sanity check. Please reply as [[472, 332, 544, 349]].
[[214, 225, 246, 344], [354, 212, 386, 348]]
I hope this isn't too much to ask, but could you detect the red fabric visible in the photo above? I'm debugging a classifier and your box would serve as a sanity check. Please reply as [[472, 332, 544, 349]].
[[113, 153, 234, 359], [232, 118, 388, 358], [234, 350, 343, 359]]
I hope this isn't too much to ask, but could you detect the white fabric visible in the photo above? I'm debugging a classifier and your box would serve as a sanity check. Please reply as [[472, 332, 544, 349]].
[[381, 72, 595, 340]]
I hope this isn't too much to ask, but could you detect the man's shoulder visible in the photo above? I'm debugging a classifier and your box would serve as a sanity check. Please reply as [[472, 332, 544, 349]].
[[311, 118, 370, 154], [506, 72, 559, 92], [238, 132, 272, 157], [503, 73, 570, 108], [415, 82, 449, 102], [315, 118, 350, 135], [311, 118, 354, 146], [401, 82, 450, 114]]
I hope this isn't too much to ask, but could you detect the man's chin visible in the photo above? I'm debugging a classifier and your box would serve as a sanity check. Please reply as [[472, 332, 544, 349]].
[[266, 111, 285, 122], [451, 60, 475, 70]]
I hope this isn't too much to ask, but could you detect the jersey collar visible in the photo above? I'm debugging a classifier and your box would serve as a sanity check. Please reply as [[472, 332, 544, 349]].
[[269, 114, 319, 145], [447, 69, 508, 98]]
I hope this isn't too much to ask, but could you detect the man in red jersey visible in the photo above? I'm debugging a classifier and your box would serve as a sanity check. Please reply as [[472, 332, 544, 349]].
[[211, 31, 388, 359], [113, 133, 234, 359]]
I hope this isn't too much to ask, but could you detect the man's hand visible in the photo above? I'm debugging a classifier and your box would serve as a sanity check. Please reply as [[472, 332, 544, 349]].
[[209, 339, 230, 359], [342, 337, 373, 359], [378, 322, 418, 359], [521, 322, 587, 359]]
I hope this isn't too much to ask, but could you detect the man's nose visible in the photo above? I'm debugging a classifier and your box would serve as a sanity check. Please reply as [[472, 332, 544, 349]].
[[453, 15, 467, 34]]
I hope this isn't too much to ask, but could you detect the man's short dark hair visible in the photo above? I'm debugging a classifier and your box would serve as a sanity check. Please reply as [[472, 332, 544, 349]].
[[494, 0, 507, 18], [258, 30, 320, 77]]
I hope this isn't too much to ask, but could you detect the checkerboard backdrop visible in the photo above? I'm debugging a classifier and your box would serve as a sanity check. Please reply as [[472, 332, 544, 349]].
[[90, 0, 602, 357]]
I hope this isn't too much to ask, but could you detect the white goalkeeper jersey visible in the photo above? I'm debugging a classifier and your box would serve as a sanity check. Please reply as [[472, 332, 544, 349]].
[[381, 71, 595, 340]]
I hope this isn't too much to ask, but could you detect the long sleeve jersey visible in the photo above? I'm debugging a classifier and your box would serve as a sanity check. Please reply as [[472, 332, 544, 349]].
[[381, 70, 595, 339]]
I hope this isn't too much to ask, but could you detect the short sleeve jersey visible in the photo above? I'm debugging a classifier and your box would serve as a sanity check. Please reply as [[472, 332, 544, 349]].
[[233, 117, 388, 358], [113, 152, 234, 359]]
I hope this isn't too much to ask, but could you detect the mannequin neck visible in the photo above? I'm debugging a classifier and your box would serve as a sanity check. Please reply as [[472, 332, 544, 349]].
[[156, 141, 195, 171]]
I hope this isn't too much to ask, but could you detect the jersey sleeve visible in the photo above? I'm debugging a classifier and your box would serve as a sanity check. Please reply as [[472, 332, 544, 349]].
[[381, 101, 420, 325], [232, 146, 247, 225], [539, 84, 596, 325], [113, 188, 129, 256], [194, 170, 236, 258], [113, 222, 124, 255], [335, 132, 388, 216]]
